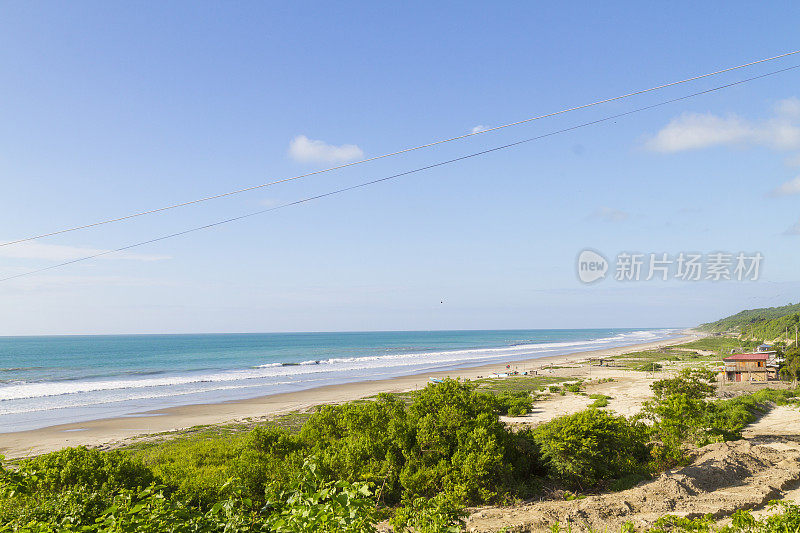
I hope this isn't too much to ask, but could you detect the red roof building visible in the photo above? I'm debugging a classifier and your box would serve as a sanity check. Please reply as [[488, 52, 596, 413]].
[[722, 353, 775, 382], [723, 353, 769, 362]]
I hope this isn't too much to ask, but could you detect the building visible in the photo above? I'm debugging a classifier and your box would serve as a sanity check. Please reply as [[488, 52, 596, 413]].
[[722, 353, 777, 382]]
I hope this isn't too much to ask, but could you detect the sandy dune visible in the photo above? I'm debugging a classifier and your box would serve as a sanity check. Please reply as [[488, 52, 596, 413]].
[[467, 435, 800, 532]]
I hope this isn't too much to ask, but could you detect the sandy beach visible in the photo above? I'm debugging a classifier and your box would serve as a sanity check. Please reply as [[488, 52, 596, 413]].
[[0, 333, 700, 459]]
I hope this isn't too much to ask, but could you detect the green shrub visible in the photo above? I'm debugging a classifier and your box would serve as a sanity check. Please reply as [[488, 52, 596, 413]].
[[643, 501, 800, 532], [134, 433, 249, 506], [0, 447, 160, 528], [264, 460, 378, 533], [391, 490, 466, 533], [533, 409, 650, 491], [17, 446, 155, 492], [634, 362, 663, 372], [400, 380, 515, 504], [650, 368, 716, 400], [588, 394, 610, 408], [496, 391, 533, 416], [642, 367, 799, 468]]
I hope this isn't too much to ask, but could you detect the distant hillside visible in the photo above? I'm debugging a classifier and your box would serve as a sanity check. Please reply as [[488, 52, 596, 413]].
[[700, 303, 800, 343]]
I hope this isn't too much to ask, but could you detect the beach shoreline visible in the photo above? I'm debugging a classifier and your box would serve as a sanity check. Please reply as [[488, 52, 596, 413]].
[[0, 331, 701, 459]]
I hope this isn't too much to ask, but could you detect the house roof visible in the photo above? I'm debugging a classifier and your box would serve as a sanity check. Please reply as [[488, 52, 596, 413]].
[[724, 353, 769, 361]]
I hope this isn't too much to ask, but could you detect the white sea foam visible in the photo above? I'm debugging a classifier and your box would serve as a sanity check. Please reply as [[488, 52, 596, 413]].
[[0, 329, 677, 405]]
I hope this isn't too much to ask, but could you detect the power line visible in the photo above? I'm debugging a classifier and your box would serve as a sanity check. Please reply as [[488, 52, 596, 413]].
[[2, 63, 798, 284], [2, 50, 800, 248]]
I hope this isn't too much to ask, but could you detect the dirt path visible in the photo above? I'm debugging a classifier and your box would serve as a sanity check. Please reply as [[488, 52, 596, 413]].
[[466, 436, 800, 532], [743, 404, 800, 438]]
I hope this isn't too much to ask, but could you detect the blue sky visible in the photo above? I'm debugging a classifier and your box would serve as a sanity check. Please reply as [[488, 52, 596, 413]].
[[1, 1, 799, 335]]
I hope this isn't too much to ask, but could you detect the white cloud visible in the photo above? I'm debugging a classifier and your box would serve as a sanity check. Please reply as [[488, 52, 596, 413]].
[[785, 218, 800, 236], [770, 176, 800, 197], [288, 135, 363, 164], [0, 242, 169, 262], [589, 207, 629, 223], [471, 125, 489, 134], [645, 98, 800, 153], [775, 97, 800, 119], [645, 113, 753, 152]]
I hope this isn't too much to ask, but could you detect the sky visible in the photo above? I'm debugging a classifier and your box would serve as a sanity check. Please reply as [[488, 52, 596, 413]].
[[1, 1, 800, 335]]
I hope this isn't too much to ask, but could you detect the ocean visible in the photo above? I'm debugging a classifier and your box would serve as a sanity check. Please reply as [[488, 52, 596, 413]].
[[0, 328, 679, 432]]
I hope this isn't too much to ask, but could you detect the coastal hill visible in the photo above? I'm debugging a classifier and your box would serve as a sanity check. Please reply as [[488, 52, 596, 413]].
[[700, 303, 800, 342]]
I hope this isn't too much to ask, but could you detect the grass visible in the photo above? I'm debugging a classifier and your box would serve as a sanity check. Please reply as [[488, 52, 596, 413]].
[[588, 394, 611, 408], [679, 336, 755, 354], [472, 376, 569, 395], [122, 410, 311, 455], [611, 346, 719, 371]]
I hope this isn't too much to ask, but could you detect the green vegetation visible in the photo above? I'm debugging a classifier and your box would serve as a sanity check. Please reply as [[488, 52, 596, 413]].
[[2, 370, 798, 531], [699, 303, 800, 345], [633, 361, 663, 372], [700, 302, 800, 332], [472, 376, 568, 395], [548, 502, 800, 532], [588, 394, 610, 408], [0, 380, 545, 531], [641, 501, 800, 532], [679, 336, 759, 354], [641, 367, 798, 468], [611, 347, 718, 371], [533, 409, 650, 491]]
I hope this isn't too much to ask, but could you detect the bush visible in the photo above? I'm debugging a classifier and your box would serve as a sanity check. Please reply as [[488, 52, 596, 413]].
[[229, 379, 541, 508], [635, 362, 662, 372], [643, 501, 800, 532], [533, 409, 650, 491], [0, 447, 159, 528], [401, 380, 515, 503], [588, 394, 610, 408], [642, 367, 799, 468], [496, 391, 533, 416], [17, 446, 155, 492], [650, 368, 716, 400], [264, 460, 378, 533], [391, 490, 466, 533]]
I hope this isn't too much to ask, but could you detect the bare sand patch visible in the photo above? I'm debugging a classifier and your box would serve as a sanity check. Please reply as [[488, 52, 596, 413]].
[[466, 436, 800, 532], [743, 404, 800, 438]]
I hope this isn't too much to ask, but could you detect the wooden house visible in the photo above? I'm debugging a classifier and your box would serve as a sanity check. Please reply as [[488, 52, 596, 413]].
[[722, 353, 776, 382]]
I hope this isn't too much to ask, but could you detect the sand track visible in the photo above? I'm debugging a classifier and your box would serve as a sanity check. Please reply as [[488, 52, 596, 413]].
[[467, 436, 800, 532]]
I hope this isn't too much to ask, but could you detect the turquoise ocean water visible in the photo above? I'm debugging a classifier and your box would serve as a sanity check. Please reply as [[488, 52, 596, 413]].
[[0, 328, 679, 432]]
